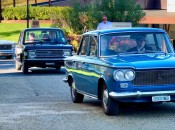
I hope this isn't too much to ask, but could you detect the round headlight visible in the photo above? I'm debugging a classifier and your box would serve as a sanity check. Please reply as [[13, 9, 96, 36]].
[[125, 70, 135, 81], [63, 50, 71, 56], [113, 70, 124, 81], [28, 51, 36, 58]]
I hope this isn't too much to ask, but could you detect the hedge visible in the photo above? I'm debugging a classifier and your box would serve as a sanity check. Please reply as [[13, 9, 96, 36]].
[[2, 6, 72, 20]]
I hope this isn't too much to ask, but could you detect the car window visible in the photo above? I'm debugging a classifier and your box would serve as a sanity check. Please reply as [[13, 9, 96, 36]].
[[100, 32, 173, 56], [18, 32, 24, 45], [24, 30, 66, 44], [79, 36, 89, 55], [89, 36, 97, 56]]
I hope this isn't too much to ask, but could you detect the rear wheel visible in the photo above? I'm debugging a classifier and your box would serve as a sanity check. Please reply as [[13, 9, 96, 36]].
[[102, 83, 119, 115], [22, 61, 28, 74], [70, 80, 84, 103]]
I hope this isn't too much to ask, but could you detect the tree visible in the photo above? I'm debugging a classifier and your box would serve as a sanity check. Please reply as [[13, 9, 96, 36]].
[[52, 0, 145, 34], [87, 0, 145, 27]]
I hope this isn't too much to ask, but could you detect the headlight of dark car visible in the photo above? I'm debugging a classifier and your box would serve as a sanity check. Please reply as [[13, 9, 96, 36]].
[[113, 69, 135, 81], [63, 50, 71, 56], [28, 50, 36, 59]]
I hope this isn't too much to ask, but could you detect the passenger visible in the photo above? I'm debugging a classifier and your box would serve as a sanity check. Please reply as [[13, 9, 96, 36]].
[[29, 33, 35, 41], [100, 36, 116, 56], [49, 31, 56, 40], [43, 34, 50, 40]]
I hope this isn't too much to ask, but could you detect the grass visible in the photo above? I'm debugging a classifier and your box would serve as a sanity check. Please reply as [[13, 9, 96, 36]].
[[0, 23, 51, 42]]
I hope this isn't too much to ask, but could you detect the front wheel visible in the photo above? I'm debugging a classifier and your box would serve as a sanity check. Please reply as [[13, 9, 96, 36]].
[[70, 81, 84, 103], [22, 61, 28, 74], [102, 83, 119, 115]]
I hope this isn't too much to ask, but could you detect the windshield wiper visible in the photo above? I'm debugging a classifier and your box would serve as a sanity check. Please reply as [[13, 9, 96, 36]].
[[144, 50, 168, 55], [119, 51, 168, 55], [118, 51, 141, 55]]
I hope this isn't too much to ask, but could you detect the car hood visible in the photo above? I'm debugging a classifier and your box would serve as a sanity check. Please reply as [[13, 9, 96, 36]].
[[101, 53, 175, 70], [0, 40, 16, 45], [24, 44, 73, 50]]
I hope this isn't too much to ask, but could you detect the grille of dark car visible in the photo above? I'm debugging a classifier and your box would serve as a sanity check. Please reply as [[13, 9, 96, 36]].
[[132, 69, 175, 86], [35, 49, 63, 58], [0, 45, 12, 50]]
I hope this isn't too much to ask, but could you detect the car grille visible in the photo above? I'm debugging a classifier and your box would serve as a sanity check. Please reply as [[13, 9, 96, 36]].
[[35, 49, 63, 58], [0, 45, 12, 50], [132, 69, 175, 86]]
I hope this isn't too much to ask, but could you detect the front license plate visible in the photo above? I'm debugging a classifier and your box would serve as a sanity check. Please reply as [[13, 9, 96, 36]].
[[46, 63, 55, 65], [152, 96, 170, 102]]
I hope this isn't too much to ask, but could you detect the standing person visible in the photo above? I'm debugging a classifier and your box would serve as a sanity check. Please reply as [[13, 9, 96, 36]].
[[97, 15, 112, 30]]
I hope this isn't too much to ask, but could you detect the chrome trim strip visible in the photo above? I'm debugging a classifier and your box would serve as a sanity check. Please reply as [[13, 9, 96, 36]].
[[77, 90, 98, 99], [109, 90, 175, 99]]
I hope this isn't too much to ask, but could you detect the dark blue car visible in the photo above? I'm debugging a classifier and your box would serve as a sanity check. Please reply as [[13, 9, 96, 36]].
[[63, 27, 175, 115], [15, 28, 73, 74]]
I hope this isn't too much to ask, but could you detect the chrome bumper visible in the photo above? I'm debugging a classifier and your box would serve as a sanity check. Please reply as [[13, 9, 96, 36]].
[[109, 90, 175, 99]]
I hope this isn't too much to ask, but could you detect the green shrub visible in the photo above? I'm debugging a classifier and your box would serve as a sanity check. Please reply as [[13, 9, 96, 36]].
[[2, 6, 72, 20], [51, 0, 145, 35]]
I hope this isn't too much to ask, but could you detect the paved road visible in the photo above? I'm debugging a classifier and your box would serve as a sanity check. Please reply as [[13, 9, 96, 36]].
[[0, 59, 175, 130]]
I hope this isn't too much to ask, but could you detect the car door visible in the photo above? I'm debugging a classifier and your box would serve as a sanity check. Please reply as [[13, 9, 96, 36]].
[[73, 35, 90, 92], [82, 35, 99, 96], [15, 31, 24, 59]]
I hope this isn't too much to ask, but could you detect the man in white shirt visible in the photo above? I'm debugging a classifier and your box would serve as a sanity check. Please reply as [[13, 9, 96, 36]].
[[97, 15, 112, 30]]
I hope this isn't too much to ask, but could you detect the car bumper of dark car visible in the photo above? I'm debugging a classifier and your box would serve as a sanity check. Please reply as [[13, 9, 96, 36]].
[[24, 58, 65, 67], [109, 90, 175, 99]]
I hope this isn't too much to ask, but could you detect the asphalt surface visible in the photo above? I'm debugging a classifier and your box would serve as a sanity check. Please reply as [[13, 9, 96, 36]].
[[0, 58, 175, 130]]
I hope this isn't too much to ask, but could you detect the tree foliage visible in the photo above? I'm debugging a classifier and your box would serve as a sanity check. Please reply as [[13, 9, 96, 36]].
[[89, 0, 145, 26], [63, 0, 145, 34]]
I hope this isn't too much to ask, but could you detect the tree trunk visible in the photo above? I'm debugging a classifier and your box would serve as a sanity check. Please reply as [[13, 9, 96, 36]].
[[35, 0, 37, 5], [0, 0, 2, 22], [13, 0, 16, 7], [49, 0, 51, 6]]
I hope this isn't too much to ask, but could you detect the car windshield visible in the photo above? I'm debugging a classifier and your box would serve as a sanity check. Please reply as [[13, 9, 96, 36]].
[[100, 32, 174, 56], [24, 29, 67, 44]]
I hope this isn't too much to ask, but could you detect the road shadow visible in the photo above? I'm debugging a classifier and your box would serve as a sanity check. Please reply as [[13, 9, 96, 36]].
[[0, 30, 21, 37], [80, 98, 175, 116], [0, 68, 66, 77]]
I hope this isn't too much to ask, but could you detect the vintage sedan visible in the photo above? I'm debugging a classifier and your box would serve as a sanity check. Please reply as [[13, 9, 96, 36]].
[[0, 40, 15, 59], [63, 27, 175, 115], [15, 28, 74, 74]]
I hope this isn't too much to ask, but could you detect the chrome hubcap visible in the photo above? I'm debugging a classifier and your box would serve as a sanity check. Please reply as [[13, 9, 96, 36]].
[[71, 82, 76, 98], [103, 88, 108, 110]]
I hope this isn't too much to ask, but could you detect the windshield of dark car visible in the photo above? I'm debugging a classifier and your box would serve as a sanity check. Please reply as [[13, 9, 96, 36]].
[[24, 29, 67, 45], [100, 32, 174, 56]]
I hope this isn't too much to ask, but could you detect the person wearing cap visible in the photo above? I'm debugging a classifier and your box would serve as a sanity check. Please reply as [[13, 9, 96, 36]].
[[127, 36, 152, 52], [97, 15, 112, 30]]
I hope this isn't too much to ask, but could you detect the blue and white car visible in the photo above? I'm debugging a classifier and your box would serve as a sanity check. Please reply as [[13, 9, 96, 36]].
[[0, 40, 16, 59]]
